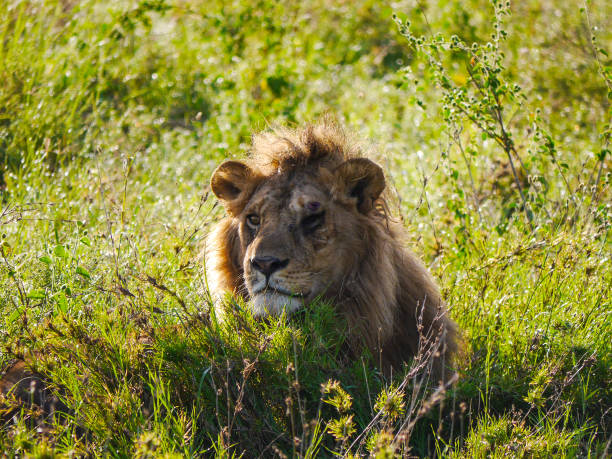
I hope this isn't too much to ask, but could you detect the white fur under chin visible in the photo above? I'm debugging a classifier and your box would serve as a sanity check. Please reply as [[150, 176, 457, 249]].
[[251, 293, 304, 317]]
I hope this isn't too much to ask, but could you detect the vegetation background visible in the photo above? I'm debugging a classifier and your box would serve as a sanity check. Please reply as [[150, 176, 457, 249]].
[[0, 0, 610, 456]]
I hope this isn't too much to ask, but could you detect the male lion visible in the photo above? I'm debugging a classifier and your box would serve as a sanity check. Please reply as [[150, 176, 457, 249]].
[[207, 120, 459, 381]]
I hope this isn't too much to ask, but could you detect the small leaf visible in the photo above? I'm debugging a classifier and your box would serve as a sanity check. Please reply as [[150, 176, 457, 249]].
[[54, 292, 68, 314], [27, 289, 46, 299], [80, 236, 91, 246], [76, 266, 91, 279], [8, 306, 24, 323], [39, 256, 53, 265], [54, 245, 69, 258]]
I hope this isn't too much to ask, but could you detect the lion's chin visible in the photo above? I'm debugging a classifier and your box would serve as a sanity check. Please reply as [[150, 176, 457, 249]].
[[251, 292, 305, 317]]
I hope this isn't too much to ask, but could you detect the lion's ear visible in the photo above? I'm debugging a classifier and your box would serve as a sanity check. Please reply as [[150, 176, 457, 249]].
[[210, 161, 257, 216], [333, 158, 385, 214]]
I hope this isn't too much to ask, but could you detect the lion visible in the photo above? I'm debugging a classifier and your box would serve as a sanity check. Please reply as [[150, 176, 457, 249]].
[[207, 119, 459, 381]]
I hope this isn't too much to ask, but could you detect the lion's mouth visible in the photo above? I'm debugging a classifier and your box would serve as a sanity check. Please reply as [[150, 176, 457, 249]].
[[252, 286, 307, 298]]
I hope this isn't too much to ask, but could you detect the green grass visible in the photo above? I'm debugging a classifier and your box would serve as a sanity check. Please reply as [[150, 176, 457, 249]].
[[0, 0, 610, 456]]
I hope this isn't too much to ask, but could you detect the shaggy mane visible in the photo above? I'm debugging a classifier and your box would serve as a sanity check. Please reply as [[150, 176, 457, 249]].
[[248, 119, 362, 176]]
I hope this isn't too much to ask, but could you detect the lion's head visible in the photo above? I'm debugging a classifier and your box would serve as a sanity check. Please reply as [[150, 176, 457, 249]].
[[206, 120, 458, 378]]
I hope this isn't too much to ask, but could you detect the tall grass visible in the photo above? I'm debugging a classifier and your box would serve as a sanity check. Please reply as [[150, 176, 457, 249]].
[[0, 0, 610, 456]]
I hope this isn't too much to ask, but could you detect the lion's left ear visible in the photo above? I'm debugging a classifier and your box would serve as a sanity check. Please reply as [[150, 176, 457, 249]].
[[333, 158, 385, 214]]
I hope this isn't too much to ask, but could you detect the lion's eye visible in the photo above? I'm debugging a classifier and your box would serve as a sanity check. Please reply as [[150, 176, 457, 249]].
[[246, 214, 260, 228], [301, 212, 324, 235]]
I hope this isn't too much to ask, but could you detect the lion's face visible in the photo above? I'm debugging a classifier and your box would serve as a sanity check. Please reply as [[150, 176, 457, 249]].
[[239, 174, 350, 315], [210, 158, 385, 316]]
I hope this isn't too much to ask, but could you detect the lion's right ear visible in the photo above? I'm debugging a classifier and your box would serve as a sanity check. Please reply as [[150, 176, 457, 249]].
[[210, 161, 257, 216], [333, 158, 385, 214]]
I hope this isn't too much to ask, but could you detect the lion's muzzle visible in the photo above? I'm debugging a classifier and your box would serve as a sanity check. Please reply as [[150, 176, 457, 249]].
[[247, 256, 310, 316]]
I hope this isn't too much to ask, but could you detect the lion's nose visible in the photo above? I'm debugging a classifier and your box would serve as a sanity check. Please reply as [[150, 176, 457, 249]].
[[251, 256, 289, 277]]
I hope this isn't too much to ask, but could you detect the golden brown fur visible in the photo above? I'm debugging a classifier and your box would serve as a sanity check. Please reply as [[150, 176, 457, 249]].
[[207, 119, 459, 381]]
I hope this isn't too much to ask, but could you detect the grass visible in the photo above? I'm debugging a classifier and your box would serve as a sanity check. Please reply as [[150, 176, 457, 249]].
[[0, 0, 610, 456]]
